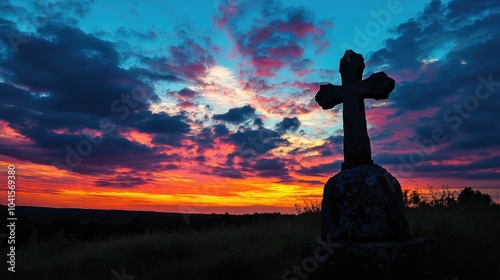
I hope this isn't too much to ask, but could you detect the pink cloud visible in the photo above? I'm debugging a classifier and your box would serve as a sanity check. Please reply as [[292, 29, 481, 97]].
[[218, 1, 330, 78], [178, 100, 197, 109], [214, 0, 241, 28], [241, 77, 276, 92], [255, 95, 312, 115], [246, 56, 284, 78], [287, 81, 320, 95], [268, 44, 303, 59], [277, 21, 319, 38], [149, 28, 217, 83]]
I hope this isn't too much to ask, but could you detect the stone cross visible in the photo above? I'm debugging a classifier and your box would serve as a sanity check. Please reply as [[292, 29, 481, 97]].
[[315, 50, 395, 170]]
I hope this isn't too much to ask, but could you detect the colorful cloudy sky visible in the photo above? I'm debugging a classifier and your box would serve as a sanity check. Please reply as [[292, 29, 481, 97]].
[[0, 0, 499, 213]]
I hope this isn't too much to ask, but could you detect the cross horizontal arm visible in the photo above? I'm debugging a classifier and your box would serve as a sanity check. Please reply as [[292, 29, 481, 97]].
[[315, 72, 395, 110]]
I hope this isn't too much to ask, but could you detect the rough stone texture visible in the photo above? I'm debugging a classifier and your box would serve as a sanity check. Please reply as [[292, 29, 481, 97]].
[[321, 164, 410, 242]]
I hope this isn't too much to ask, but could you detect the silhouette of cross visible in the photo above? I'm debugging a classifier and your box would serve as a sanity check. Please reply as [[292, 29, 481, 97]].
[[315, 50, 395, 170]]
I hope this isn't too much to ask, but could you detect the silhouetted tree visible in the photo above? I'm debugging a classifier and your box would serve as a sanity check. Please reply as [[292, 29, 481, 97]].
[[457, 187, 493, 208]]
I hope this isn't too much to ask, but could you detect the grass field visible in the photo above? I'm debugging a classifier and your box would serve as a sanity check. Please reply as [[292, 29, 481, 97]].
[[1, 214, 319, 280], [1, 202, 499, 280]]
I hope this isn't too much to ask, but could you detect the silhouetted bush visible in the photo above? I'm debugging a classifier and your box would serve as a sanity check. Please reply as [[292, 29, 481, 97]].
[[403, 187, 495, 209], [293, 200, 321, 214], [457, 187, 494, 208]]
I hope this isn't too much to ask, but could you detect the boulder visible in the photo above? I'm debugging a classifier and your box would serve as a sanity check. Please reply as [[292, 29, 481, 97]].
[[321, 164, 410, 242]]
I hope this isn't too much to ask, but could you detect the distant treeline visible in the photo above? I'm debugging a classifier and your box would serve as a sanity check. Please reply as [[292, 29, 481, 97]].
[[0, 206, 289, 246], [294, 187, 498, 214], [402, 187, 497, 208]]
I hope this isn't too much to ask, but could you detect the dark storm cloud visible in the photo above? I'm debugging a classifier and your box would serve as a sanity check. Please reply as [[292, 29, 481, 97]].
[[226, 127, 289, 156], [370, 0, 500, 89], [418, 155, 500, 173], [177, 88, 200, 98], [192, 127, 214, 146], [194, 155, 206, 162], [253, 158, 286, 171], [152, 134, 186, 147], [0, 21, 191, 176], [163, 163, 180, 170], [213, 105, 256, 124], [213, 167, 245, 179], [276, 116, 301, 134], [186, 127, 217, 153], [237, 155, 297, 181], [95, 175, 148, 188], [296, 161, 342, 176], [135, 113, 190, 134], [253, 118, 264, 127], [447, 0, 498, 21], [389, 154, 500, 181], [460, 172, 500, 180], [366, 0, 500, 180], [186, 123, 233, 154], [0, 131, 172, 175], [0, 24, 158, 116], [252, 157, 290, 179], [213, 124, 229, 136]]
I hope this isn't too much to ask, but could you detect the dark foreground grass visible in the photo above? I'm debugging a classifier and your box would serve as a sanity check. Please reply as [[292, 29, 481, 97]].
[[406, 205, 500, 279], [1, 206, 499, 280]]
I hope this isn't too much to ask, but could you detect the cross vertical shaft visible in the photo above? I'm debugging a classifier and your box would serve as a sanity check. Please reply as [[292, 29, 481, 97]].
[[340, 51, 373, 170], [342, 96, 372, 169]]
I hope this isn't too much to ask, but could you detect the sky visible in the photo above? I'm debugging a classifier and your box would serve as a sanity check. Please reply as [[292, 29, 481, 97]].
[[0, 0, 499, 214]]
